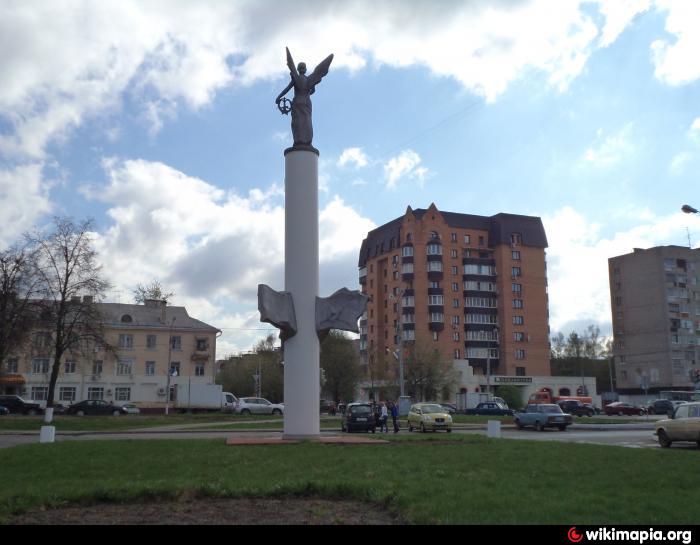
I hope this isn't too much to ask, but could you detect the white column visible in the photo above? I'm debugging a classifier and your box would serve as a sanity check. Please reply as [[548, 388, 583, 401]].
[[283, 149, 320, 439]]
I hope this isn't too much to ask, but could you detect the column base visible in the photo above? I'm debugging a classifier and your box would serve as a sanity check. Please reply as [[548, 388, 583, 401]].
[[282, 433, 321, 441]]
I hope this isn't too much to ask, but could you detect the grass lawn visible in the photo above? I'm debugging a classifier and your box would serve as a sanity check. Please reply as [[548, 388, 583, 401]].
[[0, 413, 280, 432], [1, 435, 698, 524]]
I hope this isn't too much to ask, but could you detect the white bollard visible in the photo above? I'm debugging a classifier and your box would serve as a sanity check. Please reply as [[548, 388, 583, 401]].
[[39, 425, 56, 443], [487, 419, 502, 438]]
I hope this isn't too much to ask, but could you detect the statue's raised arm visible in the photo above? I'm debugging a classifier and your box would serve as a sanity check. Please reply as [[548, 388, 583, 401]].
[[275, 47, 334, 149]]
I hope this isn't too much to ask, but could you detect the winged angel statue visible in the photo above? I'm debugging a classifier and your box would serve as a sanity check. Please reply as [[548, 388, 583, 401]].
[[275, 47, 334, 148]]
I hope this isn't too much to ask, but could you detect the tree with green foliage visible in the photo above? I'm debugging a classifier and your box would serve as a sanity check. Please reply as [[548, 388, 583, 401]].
[[403, 335, 458, 402], [494, 384, 525, 410], [216, 335, 283, 402], [133, 280, 175, 304], [320, 330, 361, 403]]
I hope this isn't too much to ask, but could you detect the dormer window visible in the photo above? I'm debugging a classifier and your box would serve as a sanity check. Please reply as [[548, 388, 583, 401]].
[[121, 314, 133, 323]]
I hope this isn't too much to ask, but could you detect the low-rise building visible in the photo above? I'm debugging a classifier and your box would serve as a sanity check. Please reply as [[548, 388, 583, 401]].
[[0, 299, 220, 410]]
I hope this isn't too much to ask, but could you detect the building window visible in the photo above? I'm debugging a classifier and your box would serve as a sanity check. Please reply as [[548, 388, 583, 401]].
[[516, 367, 526, 376], [170, 362, 180, 376], [515, 349, 526, 360], [402, 245, 413, 257], [452, 282, 459, 292], [64, 361, 76, 374], [452, 298, 460, 308], [451, 233, 457, 242], [450, 249, 458, 258], [170, 336, 182, 350], [428, 295, 444, 305], [465, 297, 497, 308], [402, 296, 415, 307], [513, 299, 524, 309], [393, 271, 399, 280], [92, 360, 103, 375], [121, 314, 133, 323], [465, 314, 498, 324], [512, 250, 521, 260], [402, 314, 415, 324], [464, 234, 471, 244], [88, 387, 104, 400], [430, 231, 439, 240], [512, 283, 522, 293], [119, 334, 133, 349], [145, 361, 155, 376], [428, 261, 443, 272], [511, 233, 522, 246], [429, 281, 440, 288], [513, 316, 524, 325], [478, 236, 484, 246], [401, 263, 414, 274], [513, 332, 525, 342], [117, 359, 133, 376], [427, 243, 442, 256], [31, 386, 48, 401], [453, 332, 460, 341], [33, 332, 51, 349], [454, 349, 461, 359], [146, 335, 157, 349], [451, 315, 460, 325], [511, 267, 522, 277], [115, 387, 131, 402], [59, 387, 76, 402], [433, 331, 439, 341], [429, 312, 444, 323], [464, 280, 497, 291], [6, 358, 18, 373], [451, 265, 458, 275], [31, 358, 50, 374], [195, 363, 206, 376], [403, 329, 415, 341]]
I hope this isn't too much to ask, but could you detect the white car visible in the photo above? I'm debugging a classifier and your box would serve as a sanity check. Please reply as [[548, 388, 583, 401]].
[[120, 403, 141, 415], [235, 397, 284, 415]]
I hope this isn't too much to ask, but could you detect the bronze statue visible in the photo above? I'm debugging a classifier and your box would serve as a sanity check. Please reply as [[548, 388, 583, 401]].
[[276, 47, 334, 148]]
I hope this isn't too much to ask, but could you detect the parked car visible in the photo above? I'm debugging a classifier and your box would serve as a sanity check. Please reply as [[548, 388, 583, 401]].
[[463, 402, 514, 416], [654, 402, 700, 448], [407, 403, 452, 433], [341, 402, 376, 433], [604, 402, 646, 416], [67, 400, 129, 416], [0, 405, 9, 416], [515, 404, 572, 431], [120, 403, 141, 415], [235, 397, 284, 415], [583, 403, 601, 415], [440, 403, 457, 414], [320, 399, 337, 415], [646, 399, 679, 417], [557, 399, 595, 417], [0, 395, 42, 415]]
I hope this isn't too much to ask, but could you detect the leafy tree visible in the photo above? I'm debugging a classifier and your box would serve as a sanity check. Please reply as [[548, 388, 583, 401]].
[[217, 335, 283, 402], [494, 384, 525, 410], [403, 335, 458, 402], [0, 244, 40, 370], [550, 325, 616, 393], [320, 330, 361, 404], [133, 280, 174, 304], [26, 217, 111, 408]]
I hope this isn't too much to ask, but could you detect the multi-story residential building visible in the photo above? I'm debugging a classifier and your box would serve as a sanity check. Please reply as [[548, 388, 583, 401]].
[[358, 204, 551, 397], [0, 298, 220, 410], [609, 246, 700, 393]]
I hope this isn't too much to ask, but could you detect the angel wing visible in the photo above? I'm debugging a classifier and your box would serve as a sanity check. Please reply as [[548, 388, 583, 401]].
[[307, 53, 334, 93], [286, 47, 299, 81]]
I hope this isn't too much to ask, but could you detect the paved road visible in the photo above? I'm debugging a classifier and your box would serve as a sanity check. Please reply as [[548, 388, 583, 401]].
[[0, 426, 686, 450]]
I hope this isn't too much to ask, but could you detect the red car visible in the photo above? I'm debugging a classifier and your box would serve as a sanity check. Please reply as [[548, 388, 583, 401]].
[[604, 402, 646, 416]]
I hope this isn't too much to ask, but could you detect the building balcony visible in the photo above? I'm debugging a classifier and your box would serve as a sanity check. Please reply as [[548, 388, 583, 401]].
[[468, 359, 500, 374]]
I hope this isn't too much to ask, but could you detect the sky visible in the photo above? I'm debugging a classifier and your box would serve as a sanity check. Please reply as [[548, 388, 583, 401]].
[[2, 0, 700, 357]]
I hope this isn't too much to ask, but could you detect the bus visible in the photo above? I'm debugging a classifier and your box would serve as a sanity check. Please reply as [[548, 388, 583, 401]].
[[659, 390, 700, 402]]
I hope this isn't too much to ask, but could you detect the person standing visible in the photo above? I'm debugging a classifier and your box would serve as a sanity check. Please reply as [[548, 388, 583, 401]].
[[390, 401, 399, 433], [380, 402, 389, 433]]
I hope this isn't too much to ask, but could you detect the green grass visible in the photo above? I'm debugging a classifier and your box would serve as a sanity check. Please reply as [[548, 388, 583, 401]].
[[1, 435, 698, 524], [0, 413, 279, 432]]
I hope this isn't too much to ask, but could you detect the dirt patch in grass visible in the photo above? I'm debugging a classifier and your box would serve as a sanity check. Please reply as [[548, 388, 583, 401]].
[[8, 497, 403, 525]]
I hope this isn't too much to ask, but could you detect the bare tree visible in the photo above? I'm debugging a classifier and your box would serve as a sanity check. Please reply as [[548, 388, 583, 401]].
[[133, 280, 174, 304], [26, 218, 111, 407], [0, 245, 40, 369]]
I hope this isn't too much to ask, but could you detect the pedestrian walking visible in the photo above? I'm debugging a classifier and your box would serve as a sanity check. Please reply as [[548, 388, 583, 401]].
[[390, 401, 399, 433], [380, 402, 389, 433]]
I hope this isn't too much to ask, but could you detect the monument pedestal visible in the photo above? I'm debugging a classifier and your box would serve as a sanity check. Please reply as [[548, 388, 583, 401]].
[[283, 148, 320, 439]]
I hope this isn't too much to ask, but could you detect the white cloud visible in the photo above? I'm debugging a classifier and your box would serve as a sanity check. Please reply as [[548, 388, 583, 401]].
[[582, 124, 635, 167], [669, 151, 692, 174], [651, 0, 700, 86], [0, 164, 53, 248], [0, 0, 653, 162], [384, 149, 429, 189], [338, 147, 369, 169], [543, 205, 700, 335], [596, 0, 651, 47], [86, 158, 373, 352]]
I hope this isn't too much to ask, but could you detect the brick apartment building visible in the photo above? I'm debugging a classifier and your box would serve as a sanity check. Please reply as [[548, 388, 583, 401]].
[[358, 204, 551, 392], [609, 246, 700, 393]]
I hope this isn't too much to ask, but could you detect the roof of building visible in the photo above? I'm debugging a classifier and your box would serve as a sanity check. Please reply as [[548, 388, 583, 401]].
[[358, 207, 548, 267], [98, 302, 220, 332]]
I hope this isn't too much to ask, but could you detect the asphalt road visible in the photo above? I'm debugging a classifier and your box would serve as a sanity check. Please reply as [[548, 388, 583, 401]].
[[3, 424, 698, 450]]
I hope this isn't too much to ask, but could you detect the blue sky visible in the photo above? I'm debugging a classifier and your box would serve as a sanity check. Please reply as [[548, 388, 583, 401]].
[[2, 0, 700, 355]]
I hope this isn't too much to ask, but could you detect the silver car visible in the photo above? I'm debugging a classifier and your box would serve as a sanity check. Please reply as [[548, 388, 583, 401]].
[[235, 397, 284, 415]]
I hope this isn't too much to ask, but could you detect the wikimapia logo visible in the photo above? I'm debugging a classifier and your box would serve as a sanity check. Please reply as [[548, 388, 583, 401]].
[[567, 527, 693, 544]]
